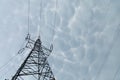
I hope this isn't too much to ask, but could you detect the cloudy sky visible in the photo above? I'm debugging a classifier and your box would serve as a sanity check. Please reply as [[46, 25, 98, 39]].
[[0, 0, 120, 80]]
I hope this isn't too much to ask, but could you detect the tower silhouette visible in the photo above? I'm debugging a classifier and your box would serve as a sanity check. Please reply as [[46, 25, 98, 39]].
[[11, 35, 55, 80]]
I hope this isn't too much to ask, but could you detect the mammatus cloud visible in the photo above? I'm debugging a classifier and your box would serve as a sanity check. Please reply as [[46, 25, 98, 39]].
[[0, 0, 120, 80]]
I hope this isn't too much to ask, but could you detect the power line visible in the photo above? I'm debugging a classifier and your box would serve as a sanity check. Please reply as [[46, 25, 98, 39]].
[[0, 39, 26, 74], [38, 0, 43, 37], [0, 40, 25, 72], [0, 51, 27, 79], [51, 0, 58, 44], [27, 0, 30, 35], [0, 54, 19, 72], [94, 26, 120, 80], [113, 66, 120, 80]]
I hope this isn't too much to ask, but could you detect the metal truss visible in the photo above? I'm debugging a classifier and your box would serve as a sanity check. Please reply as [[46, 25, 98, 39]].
[[11, 36, 55, 80]]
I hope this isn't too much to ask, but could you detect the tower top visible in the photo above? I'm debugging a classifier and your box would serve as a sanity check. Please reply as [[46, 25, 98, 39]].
[[11, 34, 55, 80]]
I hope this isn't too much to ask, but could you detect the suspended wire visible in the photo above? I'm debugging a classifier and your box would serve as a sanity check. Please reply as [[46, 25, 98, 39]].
[[0, 48, 29, 79], [0, 0, 33, 74], [0, 39, 26, 72], [38, 0, 58, 41], [0, 54, 19, 72], [0, 54, 22, 79], [0, 0, 32, 78], [0, 52, 27, 79], [94, 26, 120, 80], [27, 0, 31, 35], [0, 64, 12, 79], [0, 0, 58, 78], [113, 66, 120, 80], [51, 0, 58, 44], [0, 38, 28, 80], [0, 62, 14, 79], [38, 0, 43, 37]]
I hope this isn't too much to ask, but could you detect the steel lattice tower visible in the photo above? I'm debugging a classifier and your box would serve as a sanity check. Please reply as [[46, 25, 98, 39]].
[[11, 36, 55, 80]]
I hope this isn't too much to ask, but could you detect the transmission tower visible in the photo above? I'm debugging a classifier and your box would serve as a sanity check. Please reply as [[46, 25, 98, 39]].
[[4, 0, 57, 79], [11, 35, 55, 80]]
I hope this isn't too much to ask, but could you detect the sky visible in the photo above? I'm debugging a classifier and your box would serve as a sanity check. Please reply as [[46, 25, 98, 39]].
[[0, 0, 120, 80]]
